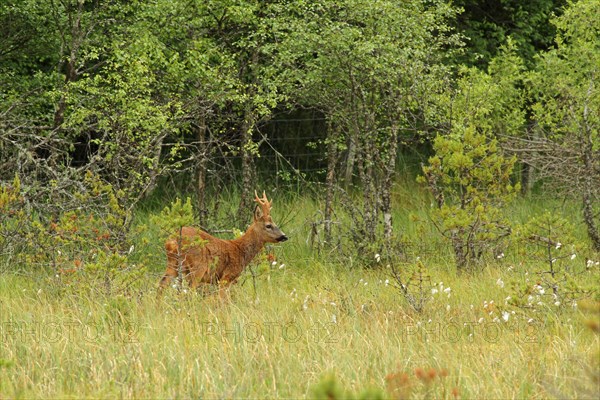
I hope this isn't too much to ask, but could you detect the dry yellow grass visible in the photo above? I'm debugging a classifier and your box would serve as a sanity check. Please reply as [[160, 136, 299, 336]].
[[1, 260, 598, 399]]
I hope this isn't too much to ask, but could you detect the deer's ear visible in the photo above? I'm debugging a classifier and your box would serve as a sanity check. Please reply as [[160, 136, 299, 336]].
[[254, 204, 263, 221]]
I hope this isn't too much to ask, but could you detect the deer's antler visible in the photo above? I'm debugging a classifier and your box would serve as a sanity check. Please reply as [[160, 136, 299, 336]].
[[254, 190, 272, 215]]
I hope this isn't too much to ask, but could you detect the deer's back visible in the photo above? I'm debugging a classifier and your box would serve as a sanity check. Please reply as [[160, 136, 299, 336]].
[[165, 226, 241, 280]]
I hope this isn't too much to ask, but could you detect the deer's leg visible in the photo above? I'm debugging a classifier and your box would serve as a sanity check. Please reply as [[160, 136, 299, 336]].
[[216, 274, 238, 302], [157, 251, 179, 297], [217, 280, 232, 302], [189, 265, 209, 291]]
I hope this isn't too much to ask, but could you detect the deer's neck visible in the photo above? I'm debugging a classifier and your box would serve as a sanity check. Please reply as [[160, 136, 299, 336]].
[[234, 227, 265, 267]]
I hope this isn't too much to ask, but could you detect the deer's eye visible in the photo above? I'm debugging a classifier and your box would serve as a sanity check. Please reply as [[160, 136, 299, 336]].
[[265, 224, 272, 229]]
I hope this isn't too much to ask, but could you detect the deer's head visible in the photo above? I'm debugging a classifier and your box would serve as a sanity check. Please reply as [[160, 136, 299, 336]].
[[253, 191, 288, 243]]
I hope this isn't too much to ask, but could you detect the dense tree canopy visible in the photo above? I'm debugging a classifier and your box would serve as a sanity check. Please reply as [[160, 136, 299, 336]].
[[1, 0, 598, 252]]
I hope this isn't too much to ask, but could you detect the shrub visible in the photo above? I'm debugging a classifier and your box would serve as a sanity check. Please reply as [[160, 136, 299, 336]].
[[507, 211, 598, 310], [420, 129, 519, 270]]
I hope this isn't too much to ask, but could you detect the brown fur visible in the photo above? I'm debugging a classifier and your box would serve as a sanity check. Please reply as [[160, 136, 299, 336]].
[[158, 191, 288, 296]]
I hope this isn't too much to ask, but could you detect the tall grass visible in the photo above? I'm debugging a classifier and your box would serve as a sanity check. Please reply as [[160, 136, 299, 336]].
[[1, 177, 598, 399]]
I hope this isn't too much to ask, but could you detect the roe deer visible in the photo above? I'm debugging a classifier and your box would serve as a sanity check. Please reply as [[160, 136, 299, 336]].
[[158, 191, 288, 296]]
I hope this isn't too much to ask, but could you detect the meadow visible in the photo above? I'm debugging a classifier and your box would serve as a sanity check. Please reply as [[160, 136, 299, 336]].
[[1, 181, 599, 399]]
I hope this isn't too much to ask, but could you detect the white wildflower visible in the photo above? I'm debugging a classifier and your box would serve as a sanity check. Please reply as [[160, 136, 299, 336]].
[[554, 301, 561, 306], [279, 263, 285, 269], [570, 254, 576, 260], [272, 261, 277, 267], [527, 295, 534, 303], [502, 311, 510, 322], [496, 252, 505, 259], [332, 314, 337, 324], [431, 288, 439, 294], [384, 279, 389, 286], [496, 278, 505, 288], [443, 287, 451, 293], [534, 285, 545, 295], [375, 253, 381, 262], [478, 317, 484, 324], [555, 242, 562, 249], [446, 304, 451, 312]]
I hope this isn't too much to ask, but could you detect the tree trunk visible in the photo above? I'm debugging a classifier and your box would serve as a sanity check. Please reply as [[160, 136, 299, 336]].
[[382, 125, 399, 245], [452, 231, 467, 270], [324, 122, 338, 244], [196, 115, 208, 223], [343, 135, 356, 187], [362, 133, 377, 243], [53, 0, 84, 130], [520, 162, 532, 195], [581, 85, 600, 251], [237, 113, 255, 223]]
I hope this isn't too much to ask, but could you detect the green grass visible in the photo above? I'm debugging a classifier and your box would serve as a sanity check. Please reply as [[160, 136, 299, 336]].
[[1, 181, 599, 399]]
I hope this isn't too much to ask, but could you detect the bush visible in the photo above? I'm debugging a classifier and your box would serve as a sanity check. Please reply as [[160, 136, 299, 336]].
[[420, 129, 518, 270], [0, 172, 145, 296]]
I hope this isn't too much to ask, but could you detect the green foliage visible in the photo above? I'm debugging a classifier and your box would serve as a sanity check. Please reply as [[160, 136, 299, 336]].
[[0, 172, 145, 296], [150, 197, 199, 292], [420, 47, 524, 270], [310, 374, 351, 400], [507, 211, 597, 310], [279, 0, 462, 256], [151, 197, 196, 239], [421, 130, 518, 269], [390, 259, 435, 313], [0, 175, 28, 267], [453, 0, 566, 67], [528, 0, 600, 144], [310, 374, 385, 400], [524, 0, 600, 250]]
